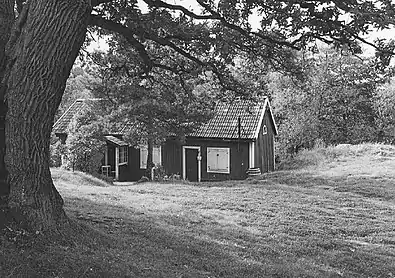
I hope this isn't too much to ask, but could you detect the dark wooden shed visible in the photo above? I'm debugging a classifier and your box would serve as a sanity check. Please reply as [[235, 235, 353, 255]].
[[162, 98, 278, 181]]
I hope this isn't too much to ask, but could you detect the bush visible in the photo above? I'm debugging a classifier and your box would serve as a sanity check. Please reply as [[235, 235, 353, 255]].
[[50, 138, 67, 167], [152, 165, 167, 181], [65, 109, 107, 175]]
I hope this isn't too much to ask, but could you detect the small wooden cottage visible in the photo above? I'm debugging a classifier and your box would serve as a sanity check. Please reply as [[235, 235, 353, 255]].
[[52, 99, 161, 181], [53, 98, 277, 182], [101, 135, 161, 181], [162, 98, 278, 181]]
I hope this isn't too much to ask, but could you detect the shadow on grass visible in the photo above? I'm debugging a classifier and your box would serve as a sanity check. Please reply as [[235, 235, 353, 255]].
[[65, 196, 327, 278], [1, 196, 291, 278], [2, 188, 394, 278]]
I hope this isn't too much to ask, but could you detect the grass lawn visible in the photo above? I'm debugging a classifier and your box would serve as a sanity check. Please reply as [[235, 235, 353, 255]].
[[1, 143, 395, 277]]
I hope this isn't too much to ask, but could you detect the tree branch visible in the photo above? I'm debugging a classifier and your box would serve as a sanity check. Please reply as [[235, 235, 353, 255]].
[[91, 0, 114, 7], [88, 15, 211, 75], [88, 14, 153, 72], [142, 0, 215, 20], [88, 10, 253, 93], [351, 32, 395, 55], [142, 0, 298, 50], [195, 0, 299, 50], [144, 33, 206, 66]]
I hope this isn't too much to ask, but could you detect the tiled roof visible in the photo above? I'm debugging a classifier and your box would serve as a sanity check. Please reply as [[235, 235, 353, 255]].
[[53, 99, 86, 134], [190, 98, 271, 140], [104, 135, 128, 146], [54, 98, 277, 141]]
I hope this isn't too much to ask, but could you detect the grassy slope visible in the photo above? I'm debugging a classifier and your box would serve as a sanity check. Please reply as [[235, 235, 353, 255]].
[[1, 143, 394, 277]]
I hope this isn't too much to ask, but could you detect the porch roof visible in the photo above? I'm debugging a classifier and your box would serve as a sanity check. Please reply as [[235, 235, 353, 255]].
[[104, 135, 128, 147]]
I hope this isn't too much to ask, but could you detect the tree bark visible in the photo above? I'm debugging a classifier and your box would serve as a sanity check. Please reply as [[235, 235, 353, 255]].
[[0, 0, 15, 222], [3, 0, 91, 232]]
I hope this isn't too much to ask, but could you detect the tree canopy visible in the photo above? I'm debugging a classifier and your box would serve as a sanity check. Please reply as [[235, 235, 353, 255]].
[[268, 47, 384, 157], [89, 0, 395, 88]]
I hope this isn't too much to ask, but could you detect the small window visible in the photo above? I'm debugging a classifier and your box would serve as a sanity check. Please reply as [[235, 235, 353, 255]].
[[140, 146, 147, 169], [207, 147, 230, 174], [140, 145, 161, 169], [262, 124, 267, 135], [153, 146, 162, 166], [119, 146, 128, 164]]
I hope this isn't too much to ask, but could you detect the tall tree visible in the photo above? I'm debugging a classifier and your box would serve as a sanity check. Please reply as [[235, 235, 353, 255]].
[[0, 0, 394, 233], [1, 1, 91, 231], [270, 47, 383, 158], [93, 50, 216, 178]]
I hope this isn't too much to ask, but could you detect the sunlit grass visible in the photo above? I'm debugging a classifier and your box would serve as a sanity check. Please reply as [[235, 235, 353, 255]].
[[51, 168, 111, 187]]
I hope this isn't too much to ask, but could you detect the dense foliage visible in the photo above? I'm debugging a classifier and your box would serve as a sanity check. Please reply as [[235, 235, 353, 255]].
[[65, 108, 108, 173], [55, 66, 100, 122], [268, 47, 393, 158], [374, 77, 395, 144]]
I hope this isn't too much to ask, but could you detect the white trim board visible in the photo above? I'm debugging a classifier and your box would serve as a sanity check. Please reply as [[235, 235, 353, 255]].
[[249, 141, 255, 168], [253, 98, 278, 139], [182, 146, 201, 182]]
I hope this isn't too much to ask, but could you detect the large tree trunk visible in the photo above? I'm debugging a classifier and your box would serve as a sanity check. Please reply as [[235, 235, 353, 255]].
[[3, 0, 91, 232], [0, 0, 15, 224]]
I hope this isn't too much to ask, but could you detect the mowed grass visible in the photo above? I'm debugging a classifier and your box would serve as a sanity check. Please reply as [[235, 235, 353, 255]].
[[1, 143, 395, 277]]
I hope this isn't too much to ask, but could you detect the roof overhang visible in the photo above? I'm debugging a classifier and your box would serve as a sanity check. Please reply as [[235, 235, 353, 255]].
[[186, 136, 254, 142], [104, 135, 128, 147]]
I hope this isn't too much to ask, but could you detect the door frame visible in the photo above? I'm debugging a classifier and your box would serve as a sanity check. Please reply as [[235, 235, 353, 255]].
[[182, 146, 201, 182]]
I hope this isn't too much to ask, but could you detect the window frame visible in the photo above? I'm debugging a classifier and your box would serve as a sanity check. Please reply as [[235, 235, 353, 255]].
[[262, 124, 267, 135], [140, 145, 161, 169], [206, 147, 230, 174], [118, 146, 128, 165], [140, 146, 148, 169]]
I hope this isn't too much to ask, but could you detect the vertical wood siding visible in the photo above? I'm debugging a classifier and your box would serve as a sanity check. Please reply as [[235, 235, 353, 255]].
[[162, 139, 182, 176], [255, 107, 276, 173], [117, 147, 145, 181], [163, 138, 250, 181]]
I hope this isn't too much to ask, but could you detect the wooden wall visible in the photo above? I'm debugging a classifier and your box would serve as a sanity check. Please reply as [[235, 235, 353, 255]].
[[163, 138, 250, 181], [117, 146, 145, 182], [254, 107, 276, 173], [162, 139, 182, 177]]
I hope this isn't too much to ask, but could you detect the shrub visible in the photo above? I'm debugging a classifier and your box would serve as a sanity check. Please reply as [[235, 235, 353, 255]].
[[65, 109, 107, 175], [50, 137, 67, 167]]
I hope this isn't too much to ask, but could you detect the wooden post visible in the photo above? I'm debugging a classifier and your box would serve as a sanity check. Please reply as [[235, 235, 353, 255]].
[[104, 145, 108, 165], [238, 117, 241, 152], [115, 147, 119, 180]]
